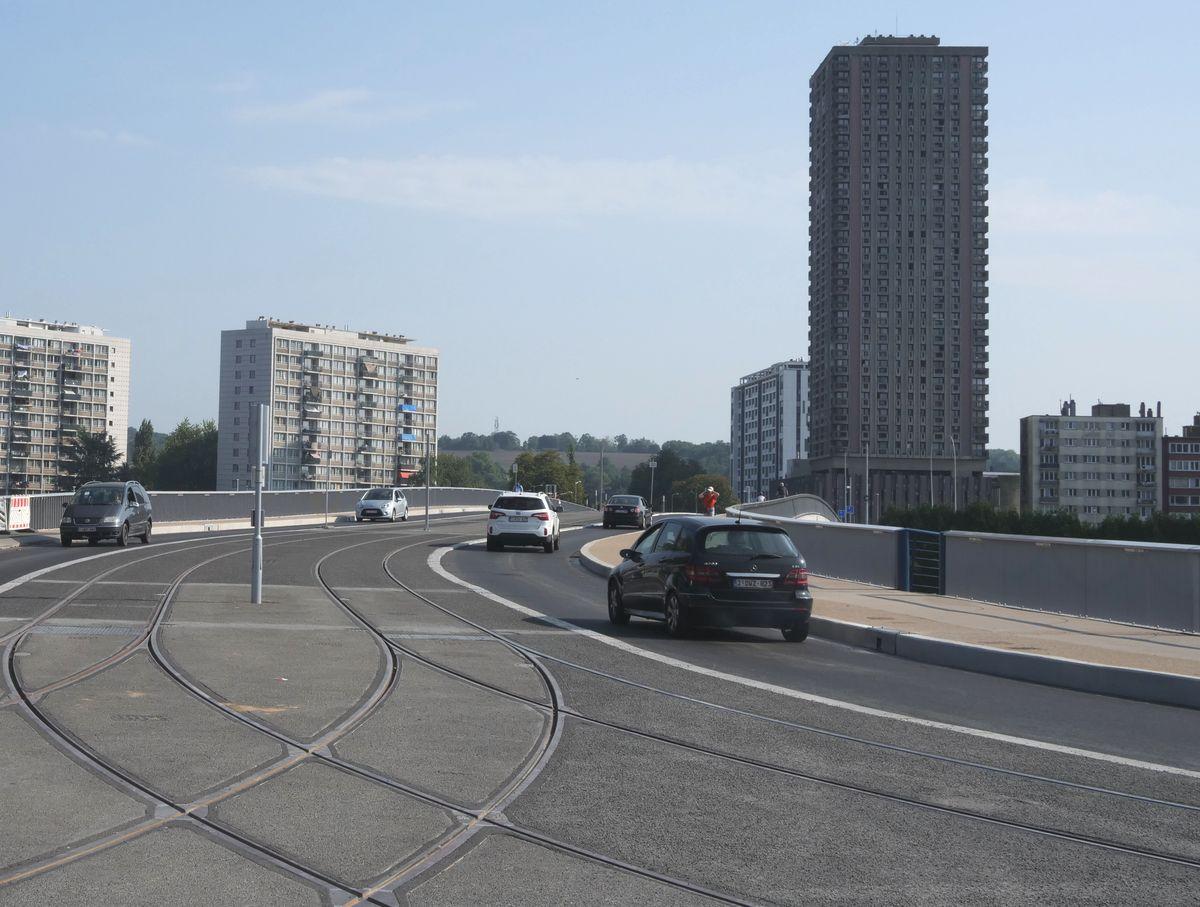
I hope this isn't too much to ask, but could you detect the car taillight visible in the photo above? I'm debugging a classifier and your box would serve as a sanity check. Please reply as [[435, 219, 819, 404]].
[[683, 564, 721, 585], [534, 512, 551, 521], [782, 567, 809, 588], [489, 511, 503, 520]]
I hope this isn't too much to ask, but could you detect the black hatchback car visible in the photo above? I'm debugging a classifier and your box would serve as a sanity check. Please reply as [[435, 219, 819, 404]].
[[606, 516, 812, 640]]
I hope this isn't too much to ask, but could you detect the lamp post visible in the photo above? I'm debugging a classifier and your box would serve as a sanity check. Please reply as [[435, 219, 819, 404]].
[[950, 435, 959, 512], [598, 440, 605, 505], [863, 442, 870, 524], [647, 457, 657, 516], [670, 492, 678, 512], [250, 404, 267, 605]]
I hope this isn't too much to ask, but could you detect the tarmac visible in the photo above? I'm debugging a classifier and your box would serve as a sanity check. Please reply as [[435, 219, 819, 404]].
[[579, 531, 1200, 707], [2, 514, 1199, 904]]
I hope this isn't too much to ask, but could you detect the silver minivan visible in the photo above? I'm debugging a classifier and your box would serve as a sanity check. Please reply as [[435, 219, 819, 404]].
[[60, 481, 153, 547]]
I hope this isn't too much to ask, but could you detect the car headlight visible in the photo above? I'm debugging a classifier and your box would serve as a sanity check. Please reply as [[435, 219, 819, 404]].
[[101, 517, 120, 525]]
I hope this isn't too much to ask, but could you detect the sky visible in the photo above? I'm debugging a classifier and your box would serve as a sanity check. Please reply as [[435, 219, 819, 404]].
[[1, 1, 1196, 450]]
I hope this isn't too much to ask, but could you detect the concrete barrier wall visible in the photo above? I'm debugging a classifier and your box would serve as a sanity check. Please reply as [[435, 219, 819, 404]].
[[945, 532, 1200, 633], [729, 510, 901, 587], [13, 487, 592, 532]]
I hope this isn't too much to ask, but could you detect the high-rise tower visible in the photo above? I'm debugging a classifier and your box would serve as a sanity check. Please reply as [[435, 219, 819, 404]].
[[807, 36, 989, 517]]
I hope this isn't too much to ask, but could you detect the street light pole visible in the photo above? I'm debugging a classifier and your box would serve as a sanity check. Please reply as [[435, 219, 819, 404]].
[[864, 442, 870, 524], [647, 457, 657, 515], [598, 440, 605, 505], [950, 435, 959, 512], [424, 436, 432, 531], [250, 403, 266, 605]]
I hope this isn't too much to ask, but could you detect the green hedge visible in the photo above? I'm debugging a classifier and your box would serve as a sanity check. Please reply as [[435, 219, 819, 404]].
[[879, 503, 1200, 546]]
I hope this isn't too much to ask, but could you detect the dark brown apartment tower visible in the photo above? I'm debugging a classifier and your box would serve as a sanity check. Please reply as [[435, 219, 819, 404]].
[[807, 36, 989, 520]]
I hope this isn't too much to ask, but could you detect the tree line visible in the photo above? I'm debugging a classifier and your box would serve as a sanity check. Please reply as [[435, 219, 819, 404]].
[[58, 419, 217, 490], [880, 503, 1200, 545]]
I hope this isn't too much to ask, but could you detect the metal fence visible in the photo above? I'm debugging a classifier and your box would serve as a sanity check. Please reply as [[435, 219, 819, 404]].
[[7, 486, 592, 533]]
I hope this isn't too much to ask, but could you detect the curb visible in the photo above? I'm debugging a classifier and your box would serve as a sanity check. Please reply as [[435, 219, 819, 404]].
[[575, 543, 1200, 710]]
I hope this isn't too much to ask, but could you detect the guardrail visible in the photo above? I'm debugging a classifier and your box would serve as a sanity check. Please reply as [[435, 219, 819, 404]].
[[6, 488, 594, 533]]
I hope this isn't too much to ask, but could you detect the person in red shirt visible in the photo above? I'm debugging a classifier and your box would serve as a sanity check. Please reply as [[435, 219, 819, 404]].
[[698, 486, 720, 516]]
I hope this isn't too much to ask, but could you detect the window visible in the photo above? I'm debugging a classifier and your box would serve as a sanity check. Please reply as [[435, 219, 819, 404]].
[[633, 525, 663, 556]]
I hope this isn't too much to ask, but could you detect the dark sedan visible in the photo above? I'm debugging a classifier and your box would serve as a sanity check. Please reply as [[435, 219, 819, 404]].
[[606, 516, 812, 640], [602, 495, 651, 529]]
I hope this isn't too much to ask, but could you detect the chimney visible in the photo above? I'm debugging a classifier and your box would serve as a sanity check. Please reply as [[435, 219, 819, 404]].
[[1157, 401, 1161, 418], [1139, 402, 1146, 417]]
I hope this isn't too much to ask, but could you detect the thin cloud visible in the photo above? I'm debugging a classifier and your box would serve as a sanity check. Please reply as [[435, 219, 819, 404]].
[[991, 179, 1183, 237], [233, 89, 454, 126], [241, 155, 805, 222], [213, 73, 258, 94], [69, 127, 152, 147]]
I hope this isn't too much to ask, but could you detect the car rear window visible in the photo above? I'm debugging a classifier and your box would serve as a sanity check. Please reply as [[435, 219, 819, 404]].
[[494, 496, 545, 511], [610, 496, 641, 505], [701, 528, 798, 557]]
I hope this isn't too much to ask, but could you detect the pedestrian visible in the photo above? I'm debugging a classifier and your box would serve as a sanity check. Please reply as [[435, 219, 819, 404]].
[[513, 479, 524, 493], [698, 486, 720, 517], [777, 481, 787, 498], [756, 494, 766, 503]]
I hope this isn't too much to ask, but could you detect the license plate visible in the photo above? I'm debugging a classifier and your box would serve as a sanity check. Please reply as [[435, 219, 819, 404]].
[[363, 509, 379, 515], [733, 578, 774, 590], [509, 516, 528, 522], [79, 527, 96, 533]]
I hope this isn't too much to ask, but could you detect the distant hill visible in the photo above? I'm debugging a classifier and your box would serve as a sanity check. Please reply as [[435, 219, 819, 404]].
[[454, 449, 654, 470]]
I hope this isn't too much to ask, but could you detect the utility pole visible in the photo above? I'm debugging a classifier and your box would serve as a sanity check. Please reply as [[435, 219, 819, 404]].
[[598, 440, 605, 505], [323, 459, 330, 529], [250, 403, 266, 605]]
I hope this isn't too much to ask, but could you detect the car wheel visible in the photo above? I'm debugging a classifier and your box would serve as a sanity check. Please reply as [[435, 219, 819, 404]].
[[486, 538, 500, 552], [664, 592, 689, 638], [116, 523, 129, 547], [782, 621, 810, 642], [355, 516, 363, 523], [60, 535, 72, 547], [607, 581, 630, 626], [140, 520, 152, 544], [553, 532, 561, 551], [389, 510, 397, 522], [542, 537, 554, 553], [401, 511, 408, 521]]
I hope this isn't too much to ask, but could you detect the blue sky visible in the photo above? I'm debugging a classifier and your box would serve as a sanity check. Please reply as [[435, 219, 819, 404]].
[[1, 1, 1196, 448]]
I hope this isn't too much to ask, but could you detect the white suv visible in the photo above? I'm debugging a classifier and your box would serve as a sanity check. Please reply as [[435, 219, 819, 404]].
[[355, 487, 409, 522], [486, 493, 562, 553]]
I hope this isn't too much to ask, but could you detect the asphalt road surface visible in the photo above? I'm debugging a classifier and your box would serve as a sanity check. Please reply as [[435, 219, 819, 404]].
[[1, 511, 1197, 905]]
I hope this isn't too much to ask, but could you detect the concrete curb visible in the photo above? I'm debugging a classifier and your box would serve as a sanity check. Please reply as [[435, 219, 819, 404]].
[[575, 543, 1200, 710]]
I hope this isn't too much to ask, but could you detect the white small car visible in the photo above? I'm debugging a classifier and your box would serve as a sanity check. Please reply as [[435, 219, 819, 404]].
[[355, 487, 409, 522], [486, 492, 563, 553]]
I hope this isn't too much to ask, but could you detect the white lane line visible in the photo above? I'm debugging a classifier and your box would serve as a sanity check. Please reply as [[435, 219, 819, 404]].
[[429, 539, 1200, 781]]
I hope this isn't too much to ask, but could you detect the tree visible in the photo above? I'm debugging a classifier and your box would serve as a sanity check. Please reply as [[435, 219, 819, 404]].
[[670, 474, 739, 513], [155, 419, 218, 490], [511, 450, 583, 499], [59, 430, 121, 488], [986, 449, 1020, 472], [413, 452, 508, 489], [128, 419, 159, 487], [628, 447, 702, 502]]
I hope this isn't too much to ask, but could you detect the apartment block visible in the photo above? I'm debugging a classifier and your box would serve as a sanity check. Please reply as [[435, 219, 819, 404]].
[[216, 319, 437, 490], [731, 360, 809, 500], [1020, 400, 1162, 525], [1163, 414, 1200, 515], [807, 36, 990, 515], [0, 317, 130, 493]]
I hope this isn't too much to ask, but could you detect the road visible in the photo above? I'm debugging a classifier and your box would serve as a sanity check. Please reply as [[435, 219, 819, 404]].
[[0, 511, 1197, 905]]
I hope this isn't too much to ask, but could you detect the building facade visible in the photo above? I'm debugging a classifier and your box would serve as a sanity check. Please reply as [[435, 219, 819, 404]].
[[1163, 414, 1200, 516], [216, 319, 437, 491], [0, 318, 131, 493], [807, 36, 990, 516], [1020, 401, 1162, 525], [730, 360, 809, 500]]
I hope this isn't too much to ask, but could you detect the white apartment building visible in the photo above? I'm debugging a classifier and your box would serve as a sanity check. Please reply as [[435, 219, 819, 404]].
[[0, 317, 131, 493], [216, 318, 438, 490], [730, 360, 809, 500], [1020, 400, 1162, 524]]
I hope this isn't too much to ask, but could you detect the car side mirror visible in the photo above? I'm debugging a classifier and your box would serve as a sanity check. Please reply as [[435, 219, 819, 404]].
[[619, 548, 639, 561], [552, 503, 564, 513]]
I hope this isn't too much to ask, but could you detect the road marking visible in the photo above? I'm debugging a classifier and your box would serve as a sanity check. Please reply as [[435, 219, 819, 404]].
[[430, 539, 1200, 781]]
